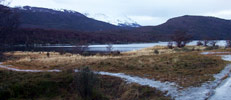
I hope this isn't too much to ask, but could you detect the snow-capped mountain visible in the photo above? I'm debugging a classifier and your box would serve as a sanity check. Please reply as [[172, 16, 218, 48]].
[[16, 6, 85, 17], [17, 6, 141, 28], [84, 13, 141, 27], [14, 6, 120, 31]]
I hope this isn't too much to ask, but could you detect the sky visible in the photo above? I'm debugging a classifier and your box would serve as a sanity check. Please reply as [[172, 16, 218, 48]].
[[7, 0, 231, 26]]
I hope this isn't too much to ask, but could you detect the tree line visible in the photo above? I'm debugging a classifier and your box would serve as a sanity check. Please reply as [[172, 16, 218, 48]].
[[168, 30, 231, 48]]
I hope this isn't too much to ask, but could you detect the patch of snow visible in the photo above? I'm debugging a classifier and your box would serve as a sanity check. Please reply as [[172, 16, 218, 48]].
[[200, 52, 231, 100], [209, 74, 231, 100], [98, 71, 179, 97], [207, 55, 231, 100], [85, 13, 141, 27], [95, 54, 231, 100], [201, 52, 230, 55], [74, 64, 231, 100], [220, 55, 231, 61], [175, 64, 231, 100]]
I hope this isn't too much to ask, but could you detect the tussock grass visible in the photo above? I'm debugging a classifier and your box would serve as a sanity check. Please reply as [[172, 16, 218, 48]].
[[209, 48, 231, 52], [87, 52, 227, 87], [3, 51, 121, 70], [0, 70, 170, 100]]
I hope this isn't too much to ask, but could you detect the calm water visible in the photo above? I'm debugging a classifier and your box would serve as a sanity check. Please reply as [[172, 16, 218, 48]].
[[43, 40, 227, 52], [0, 40, 228, 53]]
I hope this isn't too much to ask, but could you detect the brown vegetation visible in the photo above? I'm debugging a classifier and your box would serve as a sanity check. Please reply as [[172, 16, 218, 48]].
[[2, 46, 229, 87], [0, 69, 170, 100], [88, 52, 227, 87], [171, 30, 192, 48]]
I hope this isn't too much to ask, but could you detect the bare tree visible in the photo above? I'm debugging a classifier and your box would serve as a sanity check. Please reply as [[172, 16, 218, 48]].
[[202, 40, 209, 46], [201, 37, 212, 47], [171, 30, 192, 48], [226, 40, 231, 48], [210, 40, 218, 47], [73, 67, 99, 99], [197, 41, 203, 46], [106, 44, 113, 52], [76, 40, 89, 54], [167, 42, 174, 49]]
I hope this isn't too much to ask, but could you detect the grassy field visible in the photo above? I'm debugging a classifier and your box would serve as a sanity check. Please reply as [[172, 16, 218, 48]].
[[1, 46, 230, 87], [2, 46, 230, 88], [0, 69, 170, 100], [87, 52, 227, 87]]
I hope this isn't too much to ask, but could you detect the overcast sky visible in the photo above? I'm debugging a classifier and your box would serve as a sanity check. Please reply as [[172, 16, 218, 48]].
[[7, 0, 231, 26]]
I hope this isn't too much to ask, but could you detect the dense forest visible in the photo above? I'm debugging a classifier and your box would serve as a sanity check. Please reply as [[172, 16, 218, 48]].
[[0, 28, 169, 45]]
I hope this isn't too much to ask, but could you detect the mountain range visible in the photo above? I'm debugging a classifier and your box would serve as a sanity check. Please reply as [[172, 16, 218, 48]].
[[14, 6, 141, 32], [1, 6, 231, 45], [136, 15, 231, 39], [84, 13, 141, 27], [14, 6, 121, 31]]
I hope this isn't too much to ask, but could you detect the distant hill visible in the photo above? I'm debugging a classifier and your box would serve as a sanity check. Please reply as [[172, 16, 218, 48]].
[[2, 4, 231, 45], [14, 6, 121, 31], [135, 15, 231, 40], [13, 6, 231, 40]]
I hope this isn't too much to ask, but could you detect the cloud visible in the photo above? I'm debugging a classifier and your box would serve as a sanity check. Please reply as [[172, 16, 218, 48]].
[[204, 10, 231, 19], [129, 16, 168, 26], [8, 0, 231, 25]]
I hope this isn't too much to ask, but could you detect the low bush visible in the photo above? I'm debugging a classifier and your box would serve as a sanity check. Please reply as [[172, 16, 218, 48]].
[[0, 71, 73, 100], [154, 49, 159, 54], [72, 67, 106, 100], [205, 46, 219, 50]]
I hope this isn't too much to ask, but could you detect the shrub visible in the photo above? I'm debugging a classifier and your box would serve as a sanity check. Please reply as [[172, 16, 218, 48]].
[[210, 40, 218, 47], [226, 40, 231, 48], [0, 77, 60, 99], [167, 42, 173, 49], [197, 41, 203, 46], [202, 40, 209, 46], [205, 46, 219, 50], [46, 52, 50, 58], [110, 51, 120, 56], [106, 44, 113, 53], [154, 49, 159, 54], [73, 67, 101, 100], [171, 30, 192, 48]]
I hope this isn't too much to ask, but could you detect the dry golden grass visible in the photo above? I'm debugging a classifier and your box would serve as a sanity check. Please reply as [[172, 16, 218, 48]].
[[209, 48, 231, 52], [3, 51, 122, 70], [85, 52, 227, 87], [123, 45, 208, 56], [123, 46, 175, 56], [2, 46, 230, 87]]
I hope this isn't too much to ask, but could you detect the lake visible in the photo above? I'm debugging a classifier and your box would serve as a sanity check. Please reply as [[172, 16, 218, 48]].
[[0, 40, 228, 53]]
